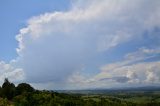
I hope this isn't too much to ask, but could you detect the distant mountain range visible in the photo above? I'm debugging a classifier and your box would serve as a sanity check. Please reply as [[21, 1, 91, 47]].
[[56, 86, 160, 94]]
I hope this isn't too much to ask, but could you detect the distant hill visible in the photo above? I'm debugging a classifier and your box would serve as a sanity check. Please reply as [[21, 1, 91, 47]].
[[57, 86, 160, 94]]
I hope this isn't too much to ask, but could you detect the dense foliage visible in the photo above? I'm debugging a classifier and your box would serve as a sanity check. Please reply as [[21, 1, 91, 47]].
[[0, 79, 160, 106], [1, 78, 15, 100], [15, 83, 34, 96]]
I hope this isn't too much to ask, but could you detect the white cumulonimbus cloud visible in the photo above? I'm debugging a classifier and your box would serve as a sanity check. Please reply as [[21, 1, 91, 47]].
[[0, 0, 160, 89]]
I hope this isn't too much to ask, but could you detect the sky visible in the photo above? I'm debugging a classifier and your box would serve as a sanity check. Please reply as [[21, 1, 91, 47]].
[[0, 0, 160, 90]]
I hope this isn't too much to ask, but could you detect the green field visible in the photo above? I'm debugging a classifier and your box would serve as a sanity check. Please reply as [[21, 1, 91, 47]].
[[0, 79, 160, 106], [1, 90, 160, 106]]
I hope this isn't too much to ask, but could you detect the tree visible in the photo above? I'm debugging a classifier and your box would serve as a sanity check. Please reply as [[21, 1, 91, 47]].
[[16, 83, 34, 95], [1, 78, 15, 100], [0, 86, 2, 97]]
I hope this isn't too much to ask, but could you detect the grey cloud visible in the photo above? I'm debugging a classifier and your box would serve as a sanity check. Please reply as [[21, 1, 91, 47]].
[[100, 76, 130, 83]]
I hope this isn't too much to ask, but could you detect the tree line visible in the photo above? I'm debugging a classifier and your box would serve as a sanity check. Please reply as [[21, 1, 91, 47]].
[[0, 78, 160, 106], [0, 78, 34, 100]]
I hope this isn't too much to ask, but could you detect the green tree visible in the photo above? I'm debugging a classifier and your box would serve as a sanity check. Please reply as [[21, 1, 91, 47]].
[[2, 78, 15, 100], [0, 86, 2, 97], [16, 83, 34, 95]]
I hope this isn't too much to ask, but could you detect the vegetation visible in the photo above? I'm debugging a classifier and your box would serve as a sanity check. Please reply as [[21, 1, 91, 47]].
[[0, 78, 160, 106]]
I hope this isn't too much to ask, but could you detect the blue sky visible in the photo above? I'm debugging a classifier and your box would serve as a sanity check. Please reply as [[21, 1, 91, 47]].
[[0, 0, 70, 61], [0, 0, 160, 90]]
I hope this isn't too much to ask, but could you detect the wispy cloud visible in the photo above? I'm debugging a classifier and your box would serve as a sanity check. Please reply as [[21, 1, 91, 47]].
[[75, 48, 160, 88]]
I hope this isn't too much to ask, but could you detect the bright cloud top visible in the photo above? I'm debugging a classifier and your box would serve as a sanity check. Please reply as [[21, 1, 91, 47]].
[[0, 0, 160, 89]]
